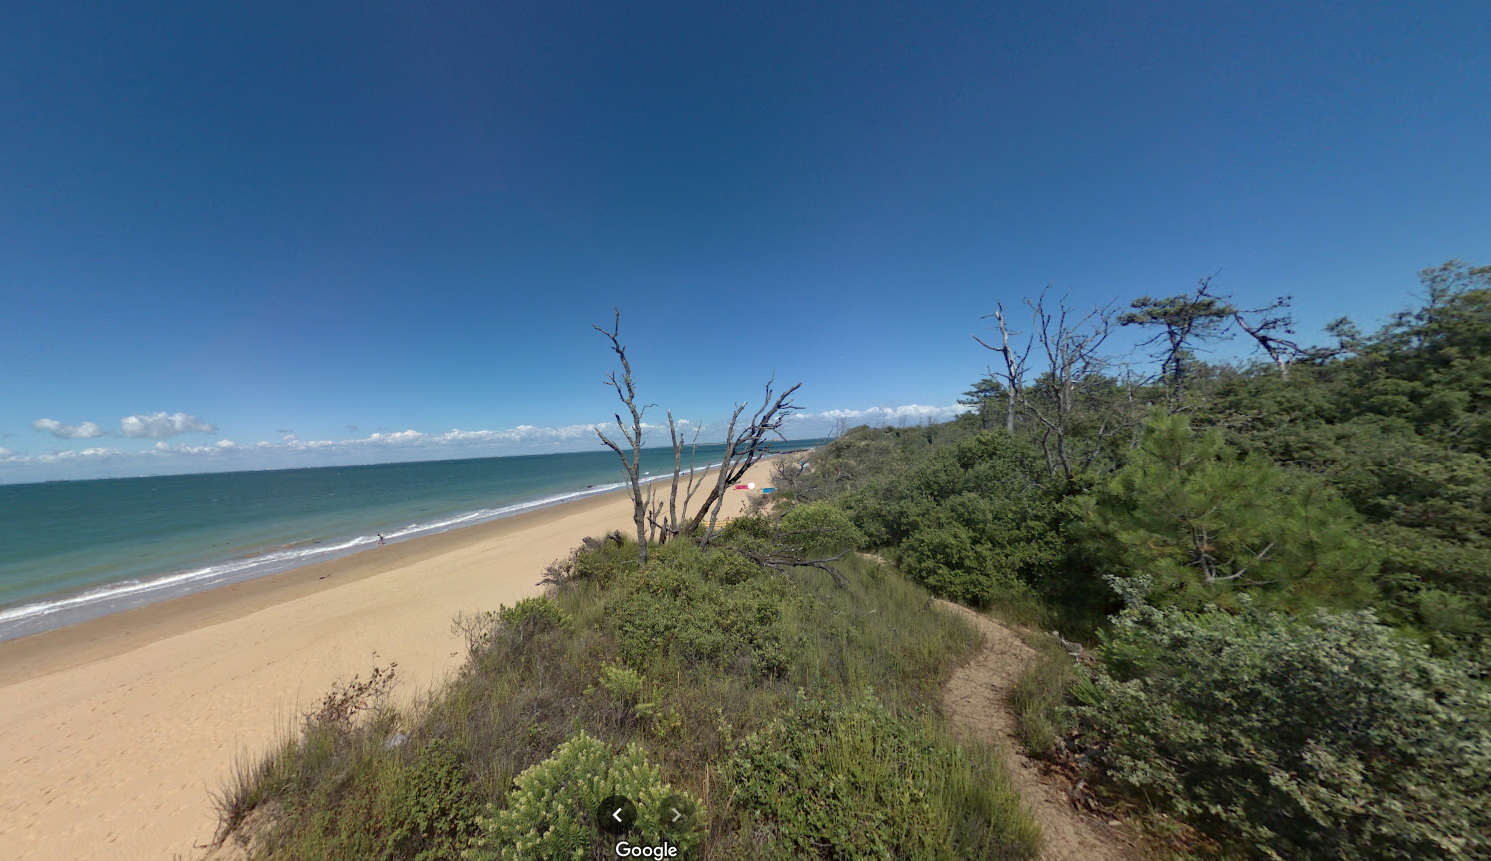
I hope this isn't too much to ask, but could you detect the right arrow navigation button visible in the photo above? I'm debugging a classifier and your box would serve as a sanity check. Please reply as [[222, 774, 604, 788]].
[[659, 794, 698, 833]]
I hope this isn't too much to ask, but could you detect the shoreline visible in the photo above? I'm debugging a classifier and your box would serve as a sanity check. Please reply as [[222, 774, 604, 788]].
[[0, 457, 735, 644], [0, 458, 781, 861], [0, 484, 632, 687]]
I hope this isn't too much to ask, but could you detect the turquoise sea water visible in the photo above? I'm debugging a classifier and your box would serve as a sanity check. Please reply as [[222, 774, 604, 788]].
[[0, 441, 824, 641]]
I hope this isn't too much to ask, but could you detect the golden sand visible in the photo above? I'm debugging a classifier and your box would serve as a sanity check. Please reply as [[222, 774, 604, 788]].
[[0, 460, 778, 860]]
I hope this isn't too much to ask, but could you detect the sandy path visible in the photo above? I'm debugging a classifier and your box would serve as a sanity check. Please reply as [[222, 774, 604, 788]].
[[938, 601, 1138, 861], [0, 462, 776, 861]]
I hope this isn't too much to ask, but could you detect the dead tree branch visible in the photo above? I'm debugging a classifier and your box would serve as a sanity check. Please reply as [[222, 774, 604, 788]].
[[593, 309, 653, 564], [972, 302, 1031, 434]]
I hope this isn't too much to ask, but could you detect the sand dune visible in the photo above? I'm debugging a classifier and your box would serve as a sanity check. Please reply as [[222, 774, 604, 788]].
[[0, 461, 778, 861]]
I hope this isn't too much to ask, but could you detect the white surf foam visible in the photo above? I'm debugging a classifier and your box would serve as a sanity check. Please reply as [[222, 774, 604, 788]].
[[0, 466, 730, 634]]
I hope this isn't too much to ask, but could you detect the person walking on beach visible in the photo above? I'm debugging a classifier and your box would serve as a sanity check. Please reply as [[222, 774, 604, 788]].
[[378, 533, 385, 546]]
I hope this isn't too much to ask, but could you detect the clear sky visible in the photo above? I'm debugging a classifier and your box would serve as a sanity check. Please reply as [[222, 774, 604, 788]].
[[3, 1, 1488, 482]]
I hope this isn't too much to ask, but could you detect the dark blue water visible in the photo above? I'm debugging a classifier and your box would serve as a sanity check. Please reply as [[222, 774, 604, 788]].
[[0, 441, 823, 640]]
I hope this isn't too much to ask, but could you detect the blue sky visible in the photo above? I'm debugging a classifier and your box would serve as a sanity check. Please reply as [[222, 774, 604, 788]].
[[2, 1, 1487, 482]]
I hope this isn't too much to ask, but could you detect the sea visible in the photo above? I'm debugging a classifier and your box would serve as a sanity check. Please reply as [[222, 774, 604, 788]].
[[0, 440, 825, 642]]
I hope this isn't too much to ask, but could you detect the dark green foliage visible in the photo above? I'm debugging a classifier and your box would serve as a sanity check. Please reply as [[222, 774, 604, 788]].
[[387, 739, 482, 861], [837, 432, 1065, 607], [1120, 279, 1236, 403], [1074, 589, 1491, 861], [1212, 263, 1491, 665], [1079, 411, 1380, 611], [767, 262, 1491, 861], [776, 499, 866, 555], [960, 374, 1011, 431], [727, 691, 1039, 860]]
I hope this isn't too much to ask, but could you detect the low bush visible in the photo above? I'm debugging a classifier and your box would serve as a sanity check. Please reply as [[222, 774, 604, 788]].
[[388, 739, 483, 861], [466, 730, 704, 861], [499, 596, 573, 634], [597, 662, 644, 703], [211, 534, 1035, 860], [727, 691, 1039, 860], [776, 500, 866, 555], [1074, 588, 1491, 861], [606, 543, 801, 677]]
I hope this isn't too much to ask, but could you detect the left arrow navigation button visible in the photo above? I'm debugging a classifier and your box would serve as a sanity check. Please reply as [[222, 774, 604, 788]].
[[597, 795, 637, 834]]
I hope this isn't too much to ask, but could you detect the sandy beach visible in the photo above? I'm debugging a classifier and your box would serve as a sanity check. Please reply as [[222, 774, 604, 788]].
[[0, 460, 779, 861]]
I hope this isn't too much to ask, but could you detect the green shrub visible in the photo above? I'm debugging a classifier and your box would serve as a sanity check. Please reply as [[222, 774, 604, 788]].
[[777, 500, 866, 554], [607, 558, 798, 677], [727, 691, 1039, 860], [598, 662, 644, 703], [713, 513, 774, 546], [466, 730, 703, 861], [388, 738, 482, 861], [895, 501, 1056, 607], [1075, 588, 1491, 860], [701, 544, 760, 585], [498, 596, 573, 632], [571, 538, 635, 585]]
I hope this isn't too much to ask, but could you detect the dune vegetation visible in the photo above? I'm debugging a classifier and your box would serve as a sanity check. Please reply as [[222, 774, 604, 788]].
[[212, 262, 1489, 861], [779, 262, 1491, 860]]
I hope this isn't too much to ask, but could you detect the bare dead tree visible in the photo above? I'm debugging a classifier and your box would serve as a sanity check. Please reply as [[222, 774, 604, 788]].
[[593, 309, 653, 563], [1022, 288, 1118, 480], [1230, 296, 1304, 378], [972, 302, 1031, 433], [734, 546, 853, 588], [688, 377, 803, 547], [595, 311, 803, 564], [642, 410, 710, 545]]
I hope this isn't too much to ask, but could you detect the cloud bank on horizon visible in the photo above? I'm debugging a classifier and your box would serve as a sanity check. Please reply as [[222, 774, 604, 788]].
[[2, 404, 969, 481]]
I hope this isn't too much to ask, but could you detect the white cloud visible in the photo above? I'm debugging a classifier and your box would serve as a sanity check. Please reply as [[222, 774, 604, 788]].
[[120, 412, 218, 439], [151, 439, 240, 456], [36, 447, 124, 463], [282, 424, 611, 453], [787, 404, 972, 426], [2, 404, 959, 482], [32, 418, 107, 439]]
